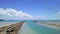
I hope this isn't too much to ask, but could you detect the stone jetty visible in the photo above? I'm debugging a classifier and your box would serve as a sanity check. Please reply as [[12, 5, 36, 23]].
[[0, 21, 25, 34]]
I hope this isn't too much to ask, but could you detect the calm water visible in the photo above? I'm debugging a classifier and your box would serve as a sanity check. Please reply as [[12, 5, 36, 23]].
[[0, 20, 60, 34]]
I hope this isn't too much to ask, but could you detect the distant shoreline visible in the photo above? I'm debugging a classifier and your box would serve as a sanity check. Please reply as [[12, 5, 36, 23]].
[[37, 22, 60, 28], [0, 19, 5, 21]]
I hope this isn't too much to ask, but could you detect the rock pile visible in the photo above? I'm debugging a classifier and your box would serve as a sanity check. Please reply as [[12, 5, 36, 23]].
[[0, 21, 25, 34]]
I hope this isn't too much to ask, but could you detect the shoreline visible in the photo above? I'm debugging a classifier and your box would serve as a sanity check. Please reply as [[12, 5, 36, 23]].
[[0, 21, 25, 34], [37, 22, 60, 28], [0, 22, 18, 27]]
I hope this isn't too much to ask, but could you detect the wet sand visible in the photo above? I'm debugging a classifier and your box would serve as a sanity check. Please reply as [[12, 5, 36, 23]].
[[38, 22, 60, 27]]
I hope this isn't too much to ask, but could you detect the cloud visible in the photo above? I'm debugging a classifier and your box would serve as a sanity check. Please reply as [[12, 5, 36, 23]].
[[0, 8, 34, 20], [34, 16, 47, 20], [0, 8, 46, 20], [49, 11, 60, 20], [57, 11, 60, 14]]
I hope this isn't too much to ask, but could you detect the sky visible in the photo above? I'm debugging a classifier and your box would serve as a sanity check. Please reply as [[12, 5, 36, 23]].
[[0, 0, 60, 20]]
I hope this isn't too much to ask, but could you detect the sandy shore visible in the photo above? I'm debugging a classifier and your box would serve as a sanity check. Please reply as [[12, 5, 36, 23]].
[[0, 21, 25, 34], [37, 22, 60, 27]]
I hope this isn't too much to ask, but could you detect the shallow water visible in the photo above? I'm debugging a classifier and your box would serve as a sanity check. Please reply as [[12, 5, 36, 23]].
[[0, 22, 17, 27], [18, 21, 60, 34], [0, 20, 60, 34]]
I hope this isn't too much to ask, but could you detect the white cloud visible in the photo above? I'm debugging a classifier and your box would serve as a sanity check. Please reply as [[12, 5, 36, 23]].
[[34, 16, 47, 20], [0, 8, 34, 20], [49, 11, 60, 20], [0, 8, 46, 20], [57, 11, 60, 14]]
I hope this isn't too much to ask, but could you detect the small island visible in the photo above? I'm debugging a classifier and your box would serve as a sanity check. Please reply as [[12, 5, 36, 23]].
[[0, 19, 5, 21]]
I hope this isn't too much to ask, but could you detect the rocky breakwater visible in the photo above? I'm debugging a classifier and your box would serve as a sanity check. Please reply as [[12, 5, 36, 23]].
[[0, 21, 25, 34]]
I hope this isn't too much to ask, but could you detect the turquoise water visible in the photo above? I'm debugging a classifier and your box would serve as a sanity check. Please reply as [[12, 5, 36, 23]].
[[0, 20, 60, 34], [19, 21, 60, 34]]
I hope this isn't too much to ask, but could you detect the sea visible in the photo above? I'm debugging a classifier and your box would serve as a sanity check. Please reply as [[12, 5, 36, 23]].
[[0, 20, 60, 34]]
